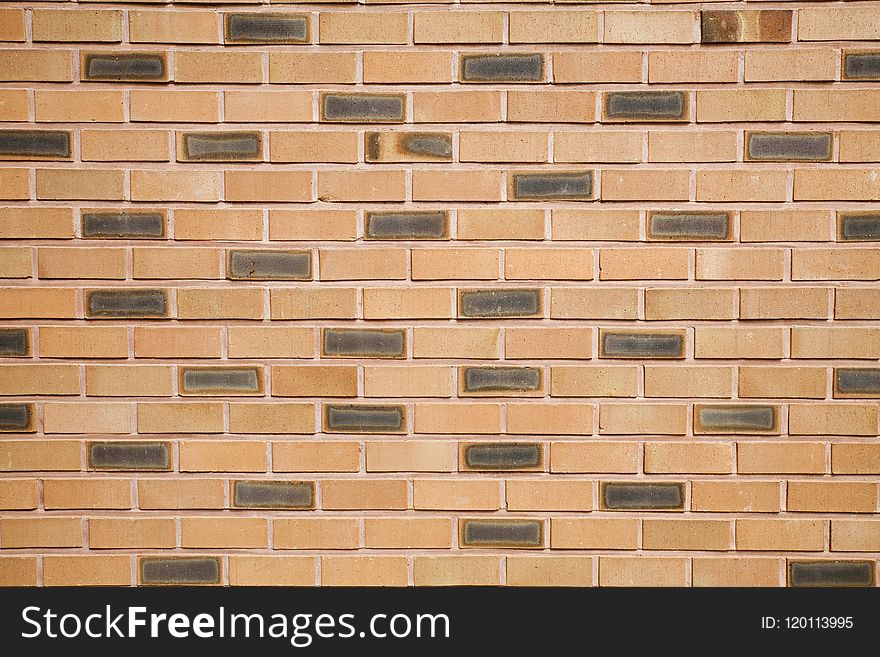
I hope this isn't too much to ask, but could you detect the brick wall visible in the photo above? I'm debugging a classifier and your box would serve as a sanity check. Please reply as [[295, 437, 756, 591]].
[[0, 1, 879, 588]]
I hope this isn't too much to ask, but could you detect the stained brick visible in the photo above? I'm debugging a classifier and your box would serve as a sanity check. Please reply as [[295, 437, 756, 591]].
[[139, 557, 221, 586], [225, 14, 309, 44], [324, 404, 406, 434], [788, 561, 875, 587], [233, 480, 314, 509], [648, 212, 731, 241], [320, 93, 406, 123], [601, 482, 684, 510], [460, 367, 541, 394], [82, 52, 167, 81], [746, 132, 832, 162], [460, 519, 543, 548], [461, 442, 543, 471], [600, 330, 686, 359], [180, 367, 263, 396], [0, 130, 70, 160], [460, 54, 545, 83], [838, 213, 880, 241], [365, 211, 448, 240], [834, 369, 880, 398], [179, 132, 262, 162], [603, 91, 688, 122], [0, 403, 34, 432], [81, 211, 165, 239], [0, 328, 29, 357], [365, 132, 452, 163], [458, 289, 541, 318], [228, 250, 311, 280], [322, 328, 405, 359], [695, 404, 779, 434], [85, 290, 167, 318], [843, 52, 880, 80], [701, 11, 792, 44], [88, 442, 170, 471], [509, 172, 593, 200]]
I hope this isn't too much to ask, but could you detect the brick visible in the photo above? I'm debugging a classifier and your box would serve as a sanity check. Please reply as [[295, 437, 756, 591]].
[[553, 52, 642, 83], [230, 402, 315, 434], [414, 556, 500, 586], [0, 517, 82, 548], [460, 442, 543, 472], [602, 169, 689, 201], [270, 52, 356, 84], [318, 170, 405, 202], [644, 365, 733, 398], [412, 248, 497, 280], [233, 480, 313, 509], [509, 11, 598, 44], [0, 480, 37, 510], [505, 327, 593, 359], [225, 13, 309, 44], [34, 90, 123, 123], [44, 556, 130, 587], [460, 518, 543, 549], [0, 90, 28, 121], [697, 90, 786, 123], [139, 557, 220, 586], [604, 11, 695, 44], [320, 12, 406, 44], [834, 368, 880, 398], [0, 441, 80, 472], [789, 403, 878, 436], [363, 288, 452, 320], [0, 9, 25, 42], [697, 169, 788, 202], [701, 10, 792, 43], [600, 330, 686, 359], [695, 404, 779, 435], [0, 246, 31, 278], [738, 442, 826, 475], [270, 210, 356, 241], [792, 327, 880, 359], [798, 8, 880, 41], [175, 51, 261, 83], [695, 327, 785, 359], [363, 518, 452, 549], [41, 326, 128, 358], [833, 444, 880, 475], [507, 479, 591, 512], [552, 518, 639, 550], [325, 403, 405, 434], [273, 442, 360, 473], [271, 288, 357, 320], [0, 50, 72, 82], [225, 91, 311, 122], [789, 561, 875, 588], [643, 519, 730, 551], [648, 131, 738, 163], [552, 209, 641, 241], [736, 519, 824, 551], [270, 132, 358, 163], [229, 557, 315, 587], [415, 402, 501, 434], [413, 91, 502, 123], [0, 364, 79, 396], [33, 10, 122, 42], [413, 170, 503, 202], [322, 328, 405, 359], [131, 90, 219, 123], [693, 559, 782, 587], [37, 168, 125, 201], [692, 481, 781, 513], [321, 92, 405, 123], [599, 403, 687, 435], [843, 52, 880, 81], [0, 129, 71, 160], [740, 367, 826, 399], [82, 52, 167, 82], [226, 171, 312, 203], [89, 442, 170, 471], [130, 10, 220, 44], [746, 132, 832, 162], [551, 366, 638, 397], [0, 558, 37, 586], [0, 288, 76, 319], [460, 131, 547, 163], [645, 442, 733, 474], [789, 481, 877, 514], [0, 169, 28, 199], [413, 327, 500, 359], [322, 479, 407, 511], [741, 210, 830, 243], [507, 557, 593, 587], [364, 51, 452, 84], [44, 402, 130, 434], [508, 403, 593, 435], [273, 365, 357, 397], [0, 328, 29, 357], [603, 91, 688, 123], [647, 288, 736, 321], [414, 11, 503, 44], [460, 53, 545, 83], [838, 212, 880, 240], [697, 249, 784, 281], [649, 51, 737, 84], [366, 441, 455, 472], [44, 479, 130, 510], [82, 131, 168, 163], [831, 521, 880, 552], [37, 247, 125, 280], [555, 131, 641, 162], [413, 479, 500, 511], [137, 403, 223, 434], [322, 557, 407, 586], [600, 557, 688, 587], [600, 248, 688, 280], [180, 441, 266, 473]]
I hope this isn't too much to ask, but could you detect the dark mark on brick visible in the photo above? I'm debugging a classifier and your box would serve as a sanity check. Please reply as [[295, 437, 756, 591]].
[[0, 130, 70, 160], [228, 249, 311, 280], [838, 213, 880, 241], [0, 403, 34, 432], [695, 404, 778, 433], [604, 91, 687, 122], [843, 52, 880, 80], [462, 367, 541, 393], [233, 480, 314, 509], [139, 557, 220, 585], [225, 13, 309, 44], [835, 368, 880, 397], [460, 53, 544, 83], [0, 328, 29, 357], [320, 93, 406, 123], [460, 519, 543, 547], [180, 367, 263, 396], [365, 132, 452, 162], [458, 289, 541, 318], [600, 331, 685, 359], [365, 211, 448, 240], [701, 10, 792, 44], [83, 53, 166, 81], [648, 212, 731, 241], [81, 211, 165, 239], [462, 442, 542, 471], [86, 289, 167, 318], [746, 132, 832, 162], [88, 442, 170, 471], [322, 328, 405, 359], [324, 404, 405, 433], [789, 561, 875, 587], [510, 172, 593, 200], [602, 482, 684, 510]]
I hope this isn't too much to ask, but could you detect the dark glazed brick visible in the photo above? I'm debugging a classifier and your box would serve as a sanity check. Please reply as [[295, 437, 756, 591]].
[[701, 10, 792, 44], [603, 91, 687, 122], [225, 13, 309, 44], [0, 403, 34, 432], [0, 130, 70, 160], [843, 52, 880, 80], [458, 289, 541, 318], [835, 369, 880, 397], [139, 557, 221, 586], [181, 132, 262, 162], [838, 213, 880, 241], [365, 132, 453, 163], [322, 328, 405, 359], [460, 54, 544, 83], [324, 404, 405, 434], [0, 328, 29, 357], [789, 561, 875, 587], [228, 249, 311, 280], [460, 519, 543, 548], [602, 482, 684, 510], [600, 331, 685, 359], [365, 211, 448, 240], [510, 172, 593, 200], [648, 212, 731, 241], [180, 367, 263, 396], [462, 367, 541, 393], [82, 53, 166, 81], [86, 290, 167, 318], [88, 442, 170, 471], [81, 211, 165, 239], [746, 132, 832, 162], [462, 442, 543, 471], [320, 93, 406, 124], [695, 404, 778, 434], [233, 480, 314, 509]]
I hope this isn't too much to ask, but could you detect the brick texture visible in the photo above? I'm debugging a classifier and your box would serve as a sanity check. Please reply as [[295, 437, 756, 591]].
[[0, 1, 878, 589]]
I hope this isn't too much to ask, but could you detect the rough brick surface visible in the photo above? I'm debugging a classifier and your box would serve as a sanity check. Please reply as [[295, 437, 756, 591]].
[[0, 1, 878, 588]]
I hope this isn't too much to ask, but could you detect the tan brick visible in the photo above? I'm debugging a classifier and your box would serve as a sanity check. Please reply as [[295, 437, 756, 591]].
[[0, 441, 81, 472], [644, 366, 733, 398], [415, 403, 501, 434], [602, 169, 689, 201], [270, 52, 356, 84], [507, 556, 593, 587], [552, 209, 641, 241], [270, 131, 358, 164], [552, 518, 638, 550], [649, 51, 737, 83], [413, 479, 500, 511], [552, 366, 639, 398], [508, 403, 593, 435], [412, 248, 498, 280], [364, 366, 451, 398], [789, 403, 878, 436], [643, 519, 731, 551], [415, 11, 503, 43], [138, 479, 226, 510], [180, 441, 266, 473], [505, 328, 593, 360], [182, 517, 267, 548], [364, 518, 452, 548], [0, 480, 37, 510], [229, 402, 315, 434], [697, 90, 787, 122], [413, 91, 503, 123], [555, 131, 642, 163], [366, 441, 456, 472], [414, 556, 500, 586], [89, 518, 176, 549], [832, 444, 880, 475], [273, 442, 360, 473], [600, 403, 687, 435], [37, 169, 124, 201], [413, 327, 500, 359], [44, 556, 130, 586], [0, 558, 37, 586], [736, 519, 825, 551], [739, 367, 826, 399], [738, 442, 826, 475], [33, 10, 122, 42], [0, 50, 72, 82], [604, 11, 695, 44], [788, 481, 877, 514], [229, 557, 315, 586], [225, 91, 312, 123], [44, 402, 131, 434], [600, 557, 688, 586], [745, 49, 836, 82], [0, 517, 82, 548], [364, 51, 453, 84], [697, 249, 785, 281], [138, 402, 224, 434], [792, 327, 880, 359], [695, 327, 786, 359], [696, 170, 788, 202], [648, 131, 737, 163], [131, 90, 219, 123], [507, 480, 592, 512], [364, 288, 453, 320], [692, 481, 781, 513], [130, 10, 220, 44], [321, 12, 407, 45], [600, 247, 688, 280], [175, 51, 261, 83], [645, 442, 733, 474], [0, 364, 79, 396], [508, 91, 596, 123], [81, 130, 169, 162], [831, 521, 880, 552], [645, 288, 737, 320], [275, 519, 359, 550], [693, 558, 783, 587], [553, 51, 642, 83]]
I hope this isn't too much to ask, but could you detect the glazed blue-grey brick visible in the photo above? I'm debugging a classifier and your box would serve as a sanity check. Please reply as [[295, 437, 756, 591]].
[[510, 172, 593, 200], [0, 328, 29, 357], [604, 91, 687, 121], [838, 213, 880, 241], [180, 367, 262, 395], [843, 52, 880, 80], [602, 482, 685, 510], [458, 289, 541, 318], [233, 480, 314, 509], [88, 442, 171, 471], [322, 329, 405, 358], [81, 211, 165, 239], [460, 54, 544, 82], [460, 519, 543, 547], [600, 331, 685, 359], [789, 561, 875, 587], [365, 211, 448, 240], [746, 132, 832, 162], [83, 53, 166, 81], [324, 404, 405, 433], [462, 367, 541, 393], [228, 250, 311, 280], [139, 557, 221, 585], [0, 403, 34, 432], [648, 212, 731, 241], [463, 443, 543, 471], [835, 369, 880, 396], [85, 290, 167, 318], [181, 132, 262, 161], [0, 130, 70, 159], [695, 404, 778, 433], [321, 93, 406, 123], [225, 13, 309, 43]]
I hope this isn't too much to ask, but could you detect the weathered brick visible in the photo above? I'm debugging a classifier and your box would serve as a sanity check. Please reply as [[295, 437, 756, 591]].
[[701, 10, 792, 44]]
